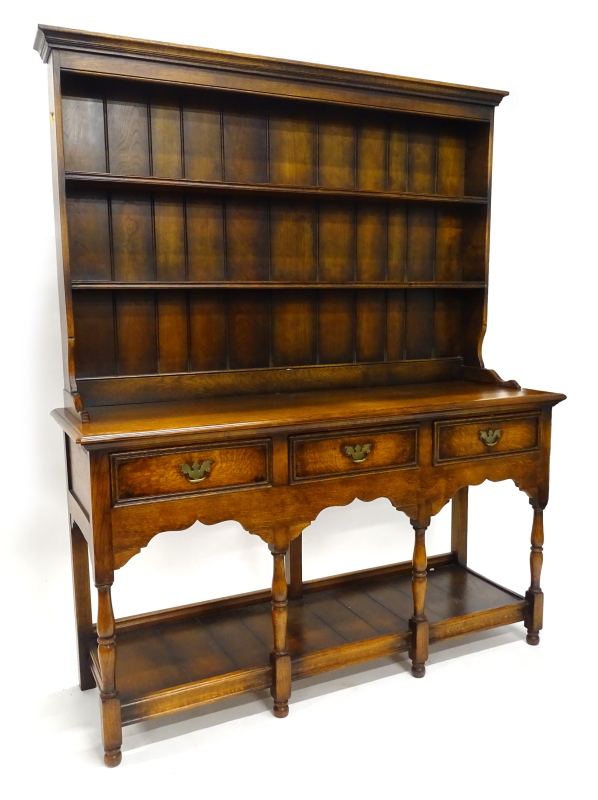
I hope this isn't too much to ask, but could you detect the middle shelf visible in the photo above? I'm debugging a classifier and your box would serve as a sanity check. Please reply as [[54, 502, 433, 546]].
[[65, 172, 489, 206]]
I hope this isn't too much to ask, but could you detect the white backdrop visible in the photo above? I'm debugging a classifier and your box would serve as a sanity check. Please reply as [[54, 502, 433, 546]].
[[1, 1, 594, 796]]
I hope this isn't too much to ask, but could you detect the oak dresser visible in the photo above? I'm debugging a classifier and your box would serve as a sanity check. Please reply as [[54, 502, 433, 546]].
[[35, 24, 565, 767]]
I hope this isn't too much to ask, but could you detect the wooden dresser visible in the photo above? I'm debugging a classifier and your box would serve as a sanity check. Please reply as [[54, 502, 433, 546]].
[[35, 25, 565, 767]]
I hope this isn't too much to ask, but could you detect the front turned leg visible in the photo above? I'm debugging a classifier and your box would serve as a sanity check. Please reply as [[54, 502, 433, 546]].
[[409, 523, 429, 678], [269, 543, 291, 718], [96, 584, 122, 767], [525, 505, 545, 646]]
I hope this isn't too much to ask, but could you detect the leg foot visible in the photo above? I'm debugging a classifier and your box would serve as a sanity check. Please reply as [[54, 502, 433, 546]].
[[273, 701, 289, 718], [411, 663, 426, 678], [526, 632, 540, 646], [104, 748, 122, 768]]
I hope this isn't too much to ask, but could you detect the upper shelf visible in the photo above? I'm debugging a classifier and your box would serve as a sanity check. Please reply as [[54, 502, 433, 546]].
[[65, 172, 488, 206], [71, 281, 487, 290]]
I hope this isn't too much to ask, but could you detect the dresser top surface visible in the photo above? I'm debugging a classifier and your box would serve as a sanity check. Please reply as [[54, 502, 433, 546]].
[[52, 382, 565, 446]]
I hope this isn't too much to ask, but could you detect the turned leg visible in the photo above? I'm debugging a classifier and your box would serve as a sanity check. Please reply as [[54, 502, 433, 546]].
[[96, 584, 122, 767], [70, 520, 95, 690], [525, 505, 545, 646], [451, 487, 468, 567], [409, 522, 429, 678], [269, 543, 291, 717]]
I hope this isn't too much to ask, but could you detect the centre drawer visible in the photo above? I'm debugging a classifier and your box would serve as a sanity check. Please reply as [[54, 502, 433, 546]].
[[111, 439, 271, 504], [290, 426, 418, 483], [434, 413, 540, 464]]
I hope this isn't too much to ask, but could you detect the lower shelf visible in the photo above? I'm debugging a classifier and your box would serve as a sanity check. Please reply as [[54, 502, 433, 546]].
[[90, 563, 526, 725]]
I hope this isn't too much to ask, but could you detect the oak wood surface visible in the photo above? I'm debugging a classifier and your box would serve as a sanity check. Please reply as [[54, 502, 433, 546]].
[[37, 26, 564, 767], [52, 382, 564, 446], [112, 439, 271, 502]]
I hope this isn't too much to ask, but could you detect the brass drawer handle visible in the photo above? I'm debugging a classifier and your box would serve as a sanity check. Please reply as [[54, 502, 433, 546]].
[[344, 444, 372, 463], [180, 460, 212, 482], [479, 429, 501, 447]]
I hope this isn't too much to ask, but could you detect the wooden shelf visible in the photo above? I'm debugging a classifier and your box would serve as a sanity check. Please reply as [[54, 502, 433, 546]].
[[71, 281, 487, 290], [65, 172, 489, 206], [89, 562, 525, 725]]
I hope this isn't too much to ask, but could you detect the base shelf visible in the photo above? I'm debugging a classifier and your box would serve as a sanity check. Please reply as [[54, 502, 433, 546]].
[[89, 563, 525, 725]]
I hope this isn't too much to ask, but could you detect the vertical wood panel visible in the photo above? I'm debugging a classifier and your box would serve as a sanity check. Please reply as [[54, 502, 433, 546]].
[[189, 291, 227, 370], [356, 205, 386, 281], [269, 114, 317, 185], [157, 291, 188, 373], [357, 122, 387, 191], [318, 114, 355, 189], [405, 291, 434, 359], [407, 207, 435, 281], [272, 292, 317, 366], [183, 102, 222, 181], [462, 209, 487, 281], [318, 203, 355, 282], [460, 290, 485, 365], [388, 125, 409, 192], [187, 198, 225, 280], [223, 107, 268, 183], [318, 291, 355, 364], [437, 129, 465, 196], [73, 293, 116, 377], [355, 291, 386, 362], [436, 210, 462, 281], [271, 202, 317, 281], [107, 90, 150, 176], [387, 205, 407, 281], [386, 290, 406, 361], [116, 291, 157, 374], [154, 196, 186, 281], [227, 293, 271, 368], [150, 97, 183, 179], [62, 92, 106, 173], [67, 191, 111, 280], [434, 291, 461, 358], [408, 123, 437, 194], [111, 194, 153, 281], [226, 201, 270, 281], [464, 123, 490, 197]]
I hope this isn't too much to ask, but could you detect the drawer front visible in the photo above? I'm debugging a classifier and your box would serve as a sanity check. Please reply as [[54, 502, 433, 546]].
[[434, 414, 540, 464], [291, 426, 418, 482], [112, 440, 271, 503]]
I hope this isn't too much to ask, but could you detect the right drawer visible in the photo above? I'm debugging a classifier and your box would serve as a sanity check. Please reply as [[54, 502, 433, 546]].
[[434, 413, 540, 464]]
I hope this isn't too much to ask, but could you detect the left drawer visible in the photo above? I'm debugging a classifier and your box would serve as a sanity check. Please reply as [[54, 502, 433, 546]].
[[111, 440, 271, 504]]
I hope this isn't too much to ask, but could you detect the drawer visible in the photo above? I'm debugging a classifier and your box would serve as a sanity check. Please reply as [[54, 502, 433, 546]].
[[112, 440, 271, 504], [434, 413, 540, 464], [291, 426, 418, 482]]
